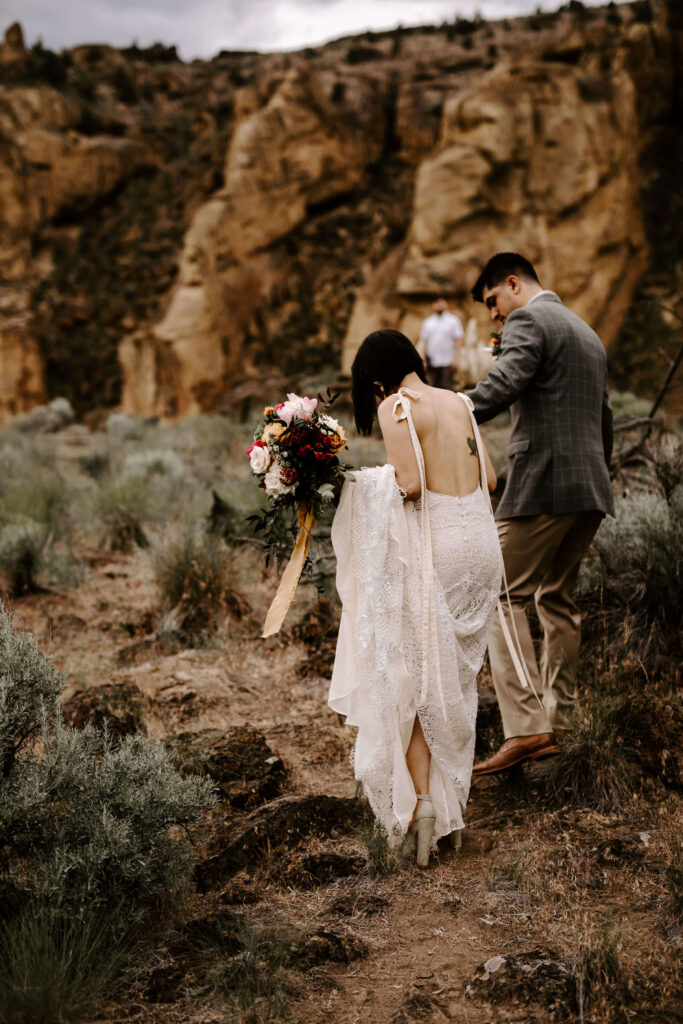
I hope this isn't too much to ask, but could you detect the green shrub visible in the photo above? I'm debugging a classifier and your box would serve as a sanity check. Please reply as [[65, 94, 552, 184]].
[[0, 904, 130, 1024], [111, 64, 139, 104], [26, 41, 70, 88], [0, 519, 47, 595], [2, 720, 213, 918], [0, 604, 63, 778], [203, 917, 298, 1022], [361, 819, 412, 876], [105, 412, 146, 440], [609, 390, 651, 424], [570, 920, 627, 1024], [91, 475, 156, 550], [606, 2, 622, 26], [79, 452, 110, 479], [631, 0, 653, 23], [0, 602, 215, 925], [578, 438, 683, 668], [153, 525, 235, 639], [541, 697, 642, 812], [0, 470, 69, 538], [346, 44, 383, 64], [122, 447, 185, 479], [540, 677, 681, 811]]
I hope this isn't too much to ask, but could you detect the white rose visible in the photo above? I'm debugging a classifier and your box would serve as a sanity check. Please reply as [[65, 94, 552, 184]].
[[264, 462, 296, 498], [249, 444, 271, 474]]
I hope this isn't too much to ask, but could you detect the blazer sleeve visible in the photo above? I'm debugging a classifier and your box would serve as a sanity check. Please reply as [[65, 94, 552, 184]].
[[466, 307, 544, 424], [602, 386, 614, 467]]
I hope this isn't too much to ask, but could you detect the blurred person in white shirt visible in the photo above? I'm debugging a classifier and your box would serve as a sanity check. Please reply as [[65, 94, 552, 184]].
[[418, 297, 464, 390]]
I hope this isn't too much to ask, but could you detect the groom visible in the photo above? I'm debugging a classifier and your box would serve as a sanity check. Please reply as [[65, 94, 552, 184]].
[[466, 253, 614, 774]]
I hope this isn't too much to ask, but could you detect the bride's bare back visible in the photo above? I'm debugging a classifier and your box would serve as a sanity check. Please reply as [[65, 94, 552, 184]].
[[377, 375, 497, 500]]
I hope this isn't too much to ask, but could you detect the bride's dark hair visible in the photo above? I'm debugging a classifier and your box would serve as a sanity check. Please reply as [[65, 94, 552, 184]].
[[351, 329, 427, 436]]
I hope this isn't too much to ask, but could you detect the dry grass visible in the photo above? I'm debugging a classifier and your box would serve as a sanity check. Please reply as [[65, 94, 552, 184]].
[[0, 405, 680, 1024]]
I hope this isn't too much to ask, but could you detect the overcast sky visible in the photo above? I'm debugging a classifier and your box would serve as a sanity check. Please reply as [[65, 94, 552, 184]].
[[2, 0, 607, 59]]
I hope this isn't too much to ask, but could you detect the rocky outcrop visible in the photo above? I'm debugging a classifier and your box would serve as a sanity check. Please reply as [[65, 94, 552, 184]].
[[0, 81, 158, 419], [0, 22, 27, 82], [0, 5, 680, 420], [342, 19, 669, 372], [120, 67, 384, 418]]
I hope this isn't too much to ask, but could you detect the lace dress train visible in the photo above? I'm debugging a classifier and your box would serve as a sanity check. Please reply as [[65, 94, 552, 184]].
[[329, 391, 502, 844]]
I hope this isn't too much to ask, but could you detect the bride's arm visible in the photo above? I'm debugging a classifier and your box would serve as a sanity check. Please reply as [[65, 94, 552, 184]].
[[482, 438, 498, 493], [377, 400, 421, 500]]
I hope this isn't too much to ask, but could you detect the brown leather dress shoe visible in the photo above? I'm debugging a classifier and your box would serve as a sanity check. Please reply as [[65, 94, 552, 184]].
[[473, 733, 560, 776]]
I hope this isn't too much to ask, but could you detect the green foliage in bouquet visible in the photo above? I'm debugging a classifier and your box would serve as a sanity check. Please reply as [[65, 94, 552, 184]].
[[245, 389, 353, 566]]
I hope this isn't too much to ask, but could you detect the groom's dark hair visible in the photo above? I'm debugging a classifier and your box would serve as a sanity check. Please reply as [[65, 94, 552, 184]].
[[352, 329, 427, 436], [471, 253, 540, 303]]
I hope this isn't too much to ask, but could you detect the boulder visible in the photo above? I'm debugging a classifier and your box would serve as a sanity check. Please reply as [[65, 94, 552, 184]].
[[273, 849, 366, 889], [466, 948, 574, 1017], [171, 727, 287, 809], [196, 793, 367, 889], [287, 926, 366, 969], [61, 681, 147, 738]]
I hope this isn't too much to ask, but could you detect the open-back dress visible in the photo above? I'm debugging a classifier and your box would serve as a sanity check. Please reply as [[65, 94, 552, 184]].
[[329, 389, 503, 845]]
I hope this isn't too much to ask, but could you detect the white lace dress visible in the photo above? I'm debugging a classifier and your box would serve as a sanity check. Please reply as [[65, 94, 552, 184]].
[[329, 390, 503, 845]]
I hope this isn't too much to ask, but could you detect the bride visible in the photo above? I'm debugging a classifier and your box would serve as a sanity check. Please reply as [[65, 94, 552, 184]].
[[329, 329, 502, 866]]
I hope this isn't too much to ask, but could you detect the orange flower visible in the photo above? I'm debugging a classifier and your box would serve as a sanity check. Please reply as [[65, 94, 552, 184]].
[[328, 425, 347, 450], [262, 422, 285, 442]]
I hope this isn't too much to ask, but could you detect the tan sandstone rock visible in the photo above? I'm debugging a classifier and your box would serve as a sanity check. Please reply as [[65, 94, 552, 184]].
[[120, 67, 385, 418], [342, 30, 654, 374], [0, 82, 158, 422]]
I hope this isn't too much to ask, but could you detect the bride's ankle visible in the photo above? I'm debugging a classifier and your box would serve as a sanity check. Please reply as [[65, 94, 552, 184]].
[[413, 793, 433, 821]]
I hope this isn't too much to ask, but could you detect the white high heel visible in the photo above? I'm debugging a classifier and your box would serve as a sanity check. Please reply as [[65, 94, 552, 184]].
[[408, 793, 436, 868]]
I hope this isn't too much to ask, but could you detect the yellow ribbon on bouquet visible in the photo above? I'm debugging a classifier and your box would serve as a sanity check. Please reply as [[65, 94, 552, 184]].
[[261, 503, 316, 637]]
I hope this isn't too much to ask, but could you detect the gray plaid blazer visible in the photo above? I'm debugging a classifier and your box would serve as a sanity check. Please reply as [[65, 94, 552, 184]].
[[466, 292, 615, 520]]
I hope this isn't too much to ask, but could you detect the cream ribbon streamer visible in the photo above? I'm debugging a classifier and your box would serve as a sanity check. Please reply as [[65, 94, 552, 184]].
[[458, 393, 544, 709], [392, 388, 448, 721], [262, 503, 316, 637]]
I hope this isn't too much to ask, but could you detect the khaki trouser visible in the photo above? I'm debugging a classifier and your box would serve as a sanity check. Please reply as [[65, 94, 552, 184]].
[[429, 365, 453, 390], [489, 512, 603, 738]]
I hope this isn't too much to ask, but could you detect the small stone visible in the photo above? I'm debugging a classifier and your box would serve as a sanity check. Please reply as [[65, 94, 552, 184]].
[[483, 955, 506, 978]]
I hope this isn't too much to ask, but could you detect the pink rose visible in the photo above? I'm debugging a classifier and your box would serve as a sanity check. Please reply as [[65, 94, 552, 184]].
[[276, 393, 318, 425]]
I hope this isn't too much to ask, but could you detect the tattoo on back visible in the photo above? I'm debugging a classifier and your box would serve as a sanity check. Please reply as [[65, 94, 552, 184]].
[[467, 436, 477, 457]]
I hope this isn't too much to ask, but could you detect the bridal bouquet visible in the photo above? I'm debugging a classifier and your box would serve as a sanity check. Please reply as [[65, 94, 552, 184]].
[[246, 391, 351, 636]]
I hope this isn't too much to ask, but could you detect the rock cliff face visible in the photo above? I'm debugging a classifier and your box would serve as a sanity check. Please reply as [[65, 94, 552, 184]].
[[0, 3, 680, 421], [0, 26, 159, 417], [121, 68, 385, 417], [342, 18, 671, 371]]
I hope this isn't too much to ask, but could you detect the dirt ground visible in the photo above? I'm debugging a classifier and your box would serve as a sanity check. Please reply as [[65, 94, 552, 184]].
[[9, 517, 680, 1024]]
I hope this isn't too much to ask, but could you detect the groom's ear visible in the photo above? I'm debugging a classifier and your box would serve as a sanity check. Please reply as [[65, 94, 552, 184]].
[[507, 274, 522, 294]]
